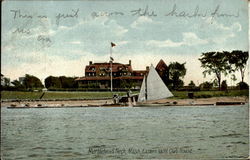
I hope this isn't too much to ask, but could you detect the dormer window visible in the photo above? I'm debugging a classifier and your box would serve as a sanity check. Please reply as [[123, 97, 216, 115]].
[[89, 67, 96, 71]]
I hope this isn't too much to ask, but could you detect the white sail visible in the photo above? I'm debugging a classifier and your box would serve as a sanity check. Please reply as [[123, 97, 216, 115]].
[[138, 75, 146, 102], [138, 65, 173, 102]]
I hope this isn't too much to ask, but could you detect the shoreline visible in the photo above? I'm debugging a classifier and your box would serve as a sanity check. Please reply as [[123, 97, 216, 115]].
[[1, 96, 248, 108]]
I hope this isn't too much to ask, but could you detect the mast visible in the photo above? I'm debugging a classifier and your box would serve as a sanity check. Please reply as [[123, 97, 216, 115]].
[[110, 46, 113, 92]]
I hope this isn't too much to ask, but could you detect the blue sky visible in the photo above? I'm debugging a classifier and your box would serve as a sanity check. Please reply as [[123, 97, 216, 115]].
[[1, 0, 249, 85]]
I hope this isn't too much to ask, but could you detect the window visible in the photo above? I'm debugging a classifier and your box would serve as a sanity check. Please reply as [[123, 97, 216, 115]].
[[89, 67, 95, 71], [100, 67, 106, 71]]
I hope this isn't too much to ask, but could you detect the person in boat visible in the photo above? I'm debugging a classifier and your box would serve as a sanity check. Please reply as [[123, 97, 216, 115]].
[[113, 94, 120, 104], [127, 90, 132, 98]]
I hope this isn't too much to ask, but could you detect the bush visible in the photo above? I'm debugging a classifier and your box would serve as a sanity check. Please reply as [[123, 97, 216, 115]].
[[237, 82, 249, 90], [199, 81, 213, 91], [221, 80, 228, 91]]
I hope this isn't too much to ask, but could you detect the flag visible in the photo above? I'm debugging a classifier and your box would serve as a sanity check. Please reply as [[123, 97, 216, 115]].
[[110, 56, 114, 61], [111, 42, 116, 47]]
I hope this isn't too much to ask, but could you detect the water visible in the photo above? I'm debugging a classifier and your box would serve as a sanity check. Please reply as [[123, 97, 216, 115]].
[[1, 105, 249, 159]]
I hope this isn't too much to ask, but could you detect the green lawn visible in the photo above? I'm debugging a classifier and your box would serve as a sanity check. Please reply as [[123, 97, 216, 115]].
[[1, 91, 126, 100], [1, 90, 248, 100], [172, 90, 249, 99]]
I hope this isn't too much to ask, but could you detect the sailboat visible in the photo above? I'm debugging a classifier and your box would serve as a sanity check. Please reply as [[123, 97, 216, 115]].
[[137, 64, 173, 103]]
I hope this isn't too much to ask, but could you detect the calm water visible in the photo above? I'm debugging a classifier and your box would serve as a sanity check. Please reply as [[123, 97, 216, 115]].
[[1, 105, 249, 159]]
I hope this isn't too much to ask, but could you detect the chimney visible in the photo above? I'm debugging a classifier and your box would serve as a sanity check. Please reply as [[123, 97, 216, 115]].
[[89, 61, 92, 65], [129, 60, 131, 66]]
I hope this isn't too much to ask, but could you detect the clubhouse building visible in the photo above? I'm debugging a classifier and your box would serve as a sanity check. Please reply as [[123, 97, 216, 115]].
[[76, 60, 168, 90]]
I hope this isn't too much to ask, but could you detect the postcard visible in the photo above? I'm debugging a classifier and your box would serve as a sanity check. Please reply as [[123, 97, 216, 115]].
[[1, 0, 249, 159]]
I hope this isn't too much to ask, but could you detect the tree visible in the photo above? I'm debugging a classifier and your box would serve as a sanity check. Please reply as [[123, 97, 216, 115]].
[[3, 77, 10, 86], [188, 81, 196, 87], [23, 74, 44, 90], [59, 76, 77, 88], [225, 50, 248, 82], [45, 76, 62, 88], [221, 80, 228, 91], [45, 76, 77, 89], [199, 52, 231, 90], [11, 80, 25, 90], [168, 62, 186, 89]]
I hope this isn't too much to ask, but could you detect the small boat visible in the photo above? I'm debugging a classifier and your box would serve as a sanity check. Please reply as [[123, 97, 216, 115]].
[[107, 64, 173, 107], [136, 64, 173, 106], [103, 92, 138, 107]]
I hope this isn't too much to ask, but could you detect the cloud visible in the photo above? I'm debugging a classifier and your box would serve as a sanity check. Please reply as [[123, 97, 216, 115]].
[[199, 18, 242, 44], [65, 16, 128, 39], [231, 22, 242, 32], [146, 32, 208, 48], [147, 40, 182, 47], [204, 17, 242, 32], [68, 41, 81, 44], [131, 16, 155, 28], [182, 32, 208, 46], [113, 24, 128, 36], [1, 50, 109, 81]]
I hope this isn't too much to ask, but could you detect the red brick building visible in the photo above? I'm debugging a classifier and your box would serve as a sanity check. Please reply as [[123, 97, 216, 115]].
[[76, 60, 149, 90]]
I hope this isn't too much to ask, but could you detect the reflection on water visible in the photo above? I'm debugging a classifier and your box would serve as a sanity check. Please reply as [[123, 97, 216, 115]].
[[1, 105, 249, 159]]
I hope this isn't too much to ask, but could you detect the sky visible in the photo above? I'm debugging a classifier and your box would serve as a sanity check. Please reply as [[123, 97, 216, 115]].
[[1, 0, 249, 86]]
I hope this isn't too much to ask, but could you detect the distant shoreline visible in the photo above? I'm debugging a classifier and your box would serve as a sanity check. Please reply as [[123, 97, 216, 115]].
[[1, 96, 248, 108]]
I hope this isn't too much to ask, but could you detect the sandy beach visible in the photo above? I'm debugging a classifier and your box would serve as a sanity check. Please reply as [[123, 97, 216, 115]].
[[1, 96, 248, 108], [148, 96, 249, 105]]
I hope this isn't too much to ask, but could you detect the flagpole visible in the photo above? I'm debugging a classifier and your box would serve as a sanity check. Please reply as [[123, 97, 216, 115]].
[[110, 46, 113, 92]]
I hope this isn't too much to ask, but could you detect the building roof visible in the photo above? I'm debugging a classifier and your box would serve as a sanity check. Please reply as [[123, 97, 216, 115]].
[[85, 62, 133, 73], [156, 59, 168, 71], [75, 76, 144, 81]]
